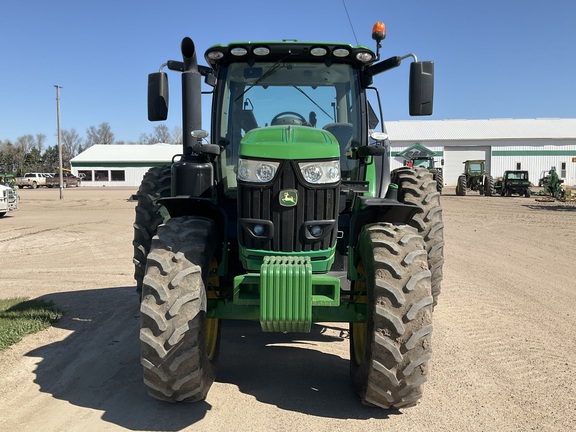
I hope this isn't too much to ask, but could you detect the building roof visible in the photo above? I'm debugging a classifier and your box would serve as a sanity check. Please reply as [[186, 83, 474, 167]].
[[71, 143, 181, 163], [385, 118, 576, 142]]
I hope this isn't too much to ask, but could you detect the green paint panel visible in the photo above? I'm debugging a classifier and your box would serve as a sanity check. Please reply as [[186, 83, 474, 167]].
[[240, 245, 336, 272], [260, 256, 312, 332], [241, 126, 340, 159]]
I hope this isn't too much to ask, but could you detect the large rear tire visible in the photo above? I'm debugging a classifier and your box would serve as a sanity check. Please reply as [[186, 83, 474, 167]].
[[392, 167, 444, 307], [140, 216, 220, 402], [350, 223, 433, 409], [133, 165, 171, 292]]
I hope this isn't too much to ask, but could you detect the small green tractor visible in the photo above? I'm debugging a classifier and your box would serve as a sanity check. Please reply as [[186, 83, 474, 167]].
[[134, 22, 443, 409], [493, 170, 531, 197], [455, 160, 494, 196]]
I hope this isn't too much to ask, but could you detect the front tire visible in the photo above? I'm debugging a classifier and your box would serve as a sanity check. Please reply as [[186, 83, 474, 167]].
[[456, 175, 467, 196], [140, 216, 220, 402], [484, 175, 494, 196], [350, 223, 433, 409]]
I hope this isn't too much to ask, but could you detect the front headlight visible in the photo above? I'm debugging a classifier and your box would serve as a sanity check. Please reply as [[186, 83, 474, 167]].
[[298, 161, 340, 184], [237, 159, 280, 183]]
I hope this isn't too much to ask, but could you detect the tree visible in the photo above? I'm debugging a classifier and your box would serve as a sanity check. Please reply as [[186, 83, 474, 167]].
[[86, 122, 115, 146], [42, 145, 59, 170], [23, 147, 43, 172], [35, 133, 47, 153], [139, 124, 174, 144], [13, 135, 35, 175], [0, 140, 16, 173], [61, 128, 83, 166]]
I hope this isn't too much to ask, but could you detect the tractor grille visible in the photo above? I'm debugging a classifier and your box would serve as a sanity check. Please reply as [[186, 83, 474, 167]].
[[238, 161, 339, 252]]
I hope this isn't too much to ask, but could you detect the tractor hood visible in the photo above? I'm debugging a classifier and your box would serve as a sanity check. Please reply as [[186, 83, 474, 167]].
[[240, 126, 340, 160]]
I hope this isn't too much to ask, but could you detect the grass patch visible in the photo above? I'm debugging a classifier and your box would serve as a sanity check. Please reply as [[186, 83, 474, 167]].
[[0, 297, 62, 350]]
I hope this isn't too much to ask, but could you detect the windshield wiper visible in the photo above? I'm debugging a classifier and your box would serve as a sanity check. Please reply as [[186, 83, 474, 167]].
[[234, 55, 291, 102], [292, 86, 333, 121]]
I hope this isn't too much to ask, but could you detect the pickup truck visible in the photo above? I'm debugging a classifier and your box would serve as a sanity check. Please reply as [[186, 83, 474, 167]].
[[45, 171, 81, 188], [15, 173, 48, 188]]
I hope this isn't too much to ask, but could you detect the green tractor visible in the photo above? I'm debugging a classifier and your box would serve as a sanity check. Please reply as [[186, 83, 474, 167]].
[[134, 22, 443, 409], [455, 159, 494, 196], [538, 166, 565, 200]]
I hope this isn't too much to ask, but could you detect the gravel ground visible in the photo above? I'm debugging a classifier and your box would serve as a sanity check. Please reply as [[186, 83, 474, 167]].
[[0, 186, 575, 432]]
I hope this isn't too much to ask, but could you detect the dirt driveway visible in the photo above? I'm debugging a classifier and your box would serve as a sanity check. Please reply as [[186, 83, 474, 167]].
[[0, 186, 575, 431]]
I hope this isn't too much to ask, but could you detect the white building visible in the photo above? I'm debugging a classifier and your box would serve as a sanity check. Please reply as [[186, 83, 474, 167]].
[[386, 118, 576, 186], [70, 143, 181, 187], [70, 119, 576, 187]]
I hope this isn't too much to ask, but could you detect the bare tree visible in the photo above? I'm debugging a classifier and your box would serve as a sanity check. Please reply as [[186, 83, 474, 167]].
[[13, 135, 35, 174], [86, 122, 115, 146], [139, 124, 173, 144], [61, 128, 83, 165], [172, 126, 183, 144], [35, 133, 47, 153]]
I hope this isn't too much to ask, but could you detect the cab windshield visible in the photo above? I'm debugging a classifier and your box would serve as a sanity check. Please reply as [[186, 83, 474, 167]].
[[213, 61, 363, 188]]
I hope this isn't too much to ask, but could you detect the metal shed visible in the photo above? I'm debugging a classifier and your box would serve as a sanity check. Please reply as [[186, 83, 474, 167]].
[[70, 144, 181, 187], [386, 118, 576, 186]]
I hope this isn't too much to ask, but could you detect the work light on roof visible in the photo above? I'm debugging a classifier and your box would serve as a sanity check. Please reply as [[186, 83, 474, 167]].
[[356, 52, 374, 63], [231, 47, 248, 56], [207, 50, 224, 60], [333, 48, 350, 58], [253, 47, 270, 56], [310, 47, 328, 56]]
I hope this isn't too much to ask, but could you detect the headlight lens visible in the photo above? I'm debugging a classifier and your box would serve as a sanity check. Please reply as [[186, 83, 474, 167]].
[[237, 159, 280, 183], [298, 161, 341, 184]]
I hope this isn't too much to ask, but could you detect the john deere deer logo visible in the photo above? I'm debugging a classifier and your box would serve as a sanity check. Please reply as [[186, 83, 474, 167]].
[[279, 189, 298, 207]]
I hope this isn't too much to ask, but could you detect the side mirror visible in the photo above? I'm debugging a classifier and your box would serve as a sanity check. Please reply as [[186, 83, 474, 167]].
[[148, 72, 169, 121], [409, 61, 434, 116]]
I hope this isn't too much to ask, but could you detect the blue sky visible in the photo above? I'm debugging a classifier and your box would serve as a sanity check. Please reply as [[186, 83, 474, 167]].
[[1, 0, 575, 145]]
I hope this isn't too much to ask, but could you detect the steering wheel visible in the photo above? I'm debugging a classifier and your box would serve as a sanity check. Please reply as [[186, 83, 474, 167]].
[[271, 111, 309, 126]]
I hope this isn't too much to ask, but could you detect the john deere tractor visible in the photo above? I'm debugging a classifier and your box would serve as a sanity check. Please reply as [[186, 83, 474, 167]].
[[456, 159, 494, 196], [133, 22, 443, 409]]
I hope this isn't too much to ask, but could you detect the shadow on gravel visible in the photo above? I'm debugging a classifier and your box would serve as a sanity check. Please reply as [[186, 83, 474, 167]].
[[26, 287, 394, 431], [523, 203, 576, 211], [217, 320, 396, 420]]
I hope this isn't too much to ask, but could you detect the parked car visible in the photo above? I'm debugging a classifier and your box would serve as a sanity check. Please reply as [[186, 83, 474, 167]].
[[45, 171, 81, 188], [15, 172, 48, 188]]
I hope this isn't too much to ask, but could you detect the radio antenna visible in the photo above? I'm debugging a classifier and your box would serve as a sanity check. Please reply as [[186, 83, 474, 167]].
[[341, 0, 359, 45]]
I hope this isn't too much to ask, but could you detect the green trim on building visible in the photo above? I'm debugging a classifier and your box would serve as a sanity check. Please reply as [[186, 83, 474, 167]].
[[492, 150, 576, 156]]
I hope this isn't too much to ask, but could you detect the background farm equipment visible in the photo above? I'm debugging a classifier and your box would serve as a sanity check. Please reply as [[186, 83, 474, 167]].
[[455, 160, 494, 196], [399, 144, 444, 193], [537, 167, 565, 200], [493, 170, 531, 197]]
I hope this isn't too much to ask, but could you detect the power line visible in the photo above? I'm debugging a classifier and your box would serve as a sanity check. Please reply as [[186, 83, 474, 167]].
[[341, 0, 359, 45]]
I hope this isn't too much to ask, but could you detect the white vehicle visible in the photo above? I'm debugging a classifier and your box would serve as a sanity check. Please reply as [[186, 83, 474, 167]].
[[15, 172, 48, 189], [0, 184, 18, 217]]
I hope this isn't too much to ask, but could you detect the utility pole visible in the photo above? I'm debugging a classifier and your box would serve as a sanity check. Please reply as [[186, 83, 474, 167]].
[[54, 85, 63, 200]]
